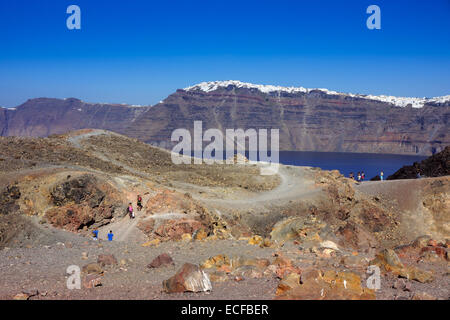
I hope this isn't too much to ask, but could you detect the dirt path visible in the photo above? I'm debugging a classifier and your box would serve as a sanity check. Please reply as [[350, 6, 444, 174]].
[[190, 165, 321, 210], [67, 131, 322, 239]]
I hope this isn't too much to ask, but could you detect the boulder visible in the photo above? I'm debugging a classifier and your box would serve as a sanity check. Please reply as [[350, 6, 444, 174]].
[[248, 235, 263, 246], [193, 229, 208, 241], [320, 240, 339, 251], [22, 289, 38, 297], [271, 252, 301, 278], [201, 254, 230, 269], [163, 263, 212, 293], [82, 263, 103, 275], [231, 265, 264, 279], [420, 246, 448, 261], [370, 249, 434, 283], [13, 293, 29, 300], [83, 274, 102, 289], [97, 254, 118, 267], [411, 292, 437, 300], [154, 219, 205, 241], [208, 271, 229, 282], [270, 216, 325, 244], [148, 253, 174, 268]]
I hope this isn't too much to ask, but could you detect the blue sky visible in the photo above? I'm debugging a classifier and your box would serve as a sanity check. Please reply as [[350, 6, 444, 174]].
[[0, 0, 449, 107]]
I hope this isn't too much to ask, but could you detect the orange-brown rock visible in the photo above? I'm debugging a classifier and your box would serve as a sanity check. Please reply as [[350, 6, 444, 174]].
[[276, 269, 375, 300], [154, 219, 205, 241], [83, 274, 102, 289], [370, 249, 434, 283], [271, 252, 301, 279]]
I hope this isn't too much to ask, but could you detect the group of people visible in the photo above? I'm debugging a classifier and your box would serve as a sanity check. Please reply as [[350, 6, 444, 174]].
[[91, 194, 144, 241], [349, 171, 366, 182], [126, 194, 143, 219], [349, 171, 385, 181], [91, 229, 114, 241]]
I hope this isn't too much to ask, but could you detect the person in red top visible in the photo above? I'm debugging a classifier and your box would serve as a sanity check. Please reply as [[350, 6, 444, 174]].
[[137, 195, 143, 211]]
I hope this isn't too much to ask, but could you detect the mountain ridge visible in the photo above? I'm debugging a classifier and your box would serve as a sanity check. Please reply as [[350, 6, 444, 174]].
[[1, 81, 449, 156], [184, 80, 450, 108]]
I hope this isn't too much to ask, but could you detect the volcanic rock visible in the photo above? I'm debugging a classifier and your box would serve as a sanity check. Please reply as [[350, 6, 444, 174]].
[[97, 254, 118, 267], [148, 253, 175, 268], [163, 263, 212, 293], [388, 146, 450, 179], [82, 263, 104, 275], [276, 269, 376, 300]]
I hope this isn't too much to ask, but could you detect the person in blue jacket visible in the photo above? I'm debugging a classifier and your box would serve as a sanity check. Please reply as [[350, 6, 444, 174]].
[[107, 230, 114, 241], [92, 229, 99, 240]]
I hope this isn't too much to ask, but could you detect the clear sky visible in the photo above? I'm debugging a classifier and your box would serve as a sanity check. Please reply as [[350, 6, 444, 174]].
[[0, 0, 449, 107]]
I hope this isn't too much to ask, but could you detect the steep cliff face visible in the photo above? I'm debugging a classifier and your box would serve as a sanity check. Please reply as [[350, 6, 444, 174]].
[[125, 82, 450, 155], [2, 98, 149, 137], [1, 82, 449, 155]]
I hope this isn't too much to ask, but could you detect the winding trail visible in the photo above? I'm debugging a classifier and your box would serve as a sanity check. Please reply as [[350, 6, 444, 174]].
[[193, 165, 320, 208], [66, 130, 322, 240]]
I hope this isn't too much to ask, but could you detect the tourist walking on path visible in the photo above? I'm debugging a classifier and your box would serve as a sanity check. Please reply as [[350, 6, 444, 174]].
[[107, 230, 114, 241], [92, 229, 99, 241], [357, 172, 361, 182], [137, 195, 143, 211], [380, 171, 384, 181], [349, 172, 354, 180], [127, 202, 135, 219], [361, 171, 365, 181]]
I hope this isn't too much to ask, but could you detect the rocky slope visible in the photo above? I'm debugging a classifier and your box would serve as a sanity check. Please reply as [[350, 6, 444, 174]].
[[388, 146, 450, 179], [0, 130, 448, 300], [1, 81, 449, 155]]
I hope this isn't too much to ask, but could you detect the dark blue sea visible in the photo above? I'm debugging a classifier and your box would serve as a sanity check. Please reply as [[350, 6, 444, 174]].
[[190, 150, 427, 180], [278, 151, 427, 180]]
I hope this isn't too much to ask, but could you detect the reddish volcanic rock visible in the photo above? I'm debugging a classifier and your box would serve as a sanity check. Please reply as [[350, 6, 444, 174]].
[[163, 263, 212, 293], [83, 274, 102, 289], [154, 219, 205, 241], [97, 254, 118, 267], [148, 253, 175, 268]]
